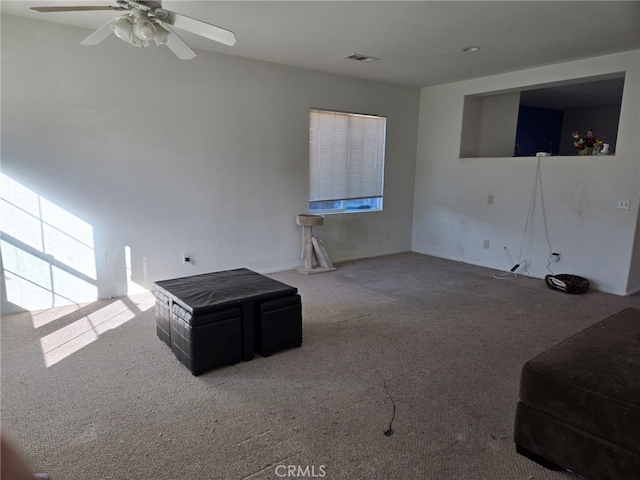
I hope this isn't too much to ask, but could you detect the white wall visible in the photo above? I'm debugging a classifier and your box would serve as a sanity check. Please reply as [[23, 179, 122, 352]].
[[476, 92, 520, 158], [459, 92, 520, 158], [413, 50, 640, 295], [1, 15, 419, 314]]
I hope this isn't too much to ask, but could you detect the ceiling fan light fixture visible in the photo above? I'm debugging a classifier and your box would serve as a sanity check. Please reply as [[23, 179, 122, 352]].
[[111, 15, 134, 43], [133, 15, 157, 41], [31, 0, 237, 59], [154, 24, 171, 46]]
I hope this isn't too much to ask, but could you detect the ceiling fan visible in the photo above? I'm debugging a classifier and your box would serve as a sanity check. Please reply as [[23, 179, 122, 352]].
[[30, 0, 237, 59]]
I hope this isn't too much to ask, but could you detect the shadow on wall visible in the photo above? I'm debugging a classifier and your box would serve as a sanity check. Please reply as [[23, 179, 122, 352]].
[[0, 172, 146, 313], [1, 172, 155, 366]]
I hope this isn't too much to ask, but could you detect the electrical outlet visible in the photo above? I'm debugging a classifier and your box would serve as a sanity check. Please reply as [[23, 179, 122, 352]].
[[488, 194, 494, 205], [551, 252, 560, 263], [483, 240, 490, 249], [183, 253, 192, 264], [617, 199, 630, 210]]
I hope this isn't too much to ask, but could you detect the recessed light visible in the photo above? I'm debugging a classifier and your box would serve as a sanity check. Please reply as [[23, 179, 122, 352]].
[[463, 46, 480, 53]]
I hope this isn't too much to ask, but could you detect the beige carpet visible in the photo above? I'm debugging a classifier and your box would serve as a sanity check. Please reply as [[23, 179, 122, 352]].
[[2, 252, 639, 479]]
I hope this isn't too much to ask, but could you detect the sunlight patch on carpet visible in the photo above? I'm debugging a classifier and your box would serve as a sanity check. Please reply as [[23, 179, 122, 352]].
[[39, 297, 152, 367]]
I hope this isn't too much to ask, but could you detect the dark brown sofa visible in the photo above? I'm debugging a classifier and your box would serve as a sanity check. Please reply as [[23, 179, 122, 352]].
[[514, 307, 640, 479]]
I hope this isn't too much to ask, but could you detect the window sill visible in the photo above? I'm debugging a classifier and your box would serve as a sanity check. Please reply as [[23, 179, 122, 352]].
[[309, 208, 382, 215]]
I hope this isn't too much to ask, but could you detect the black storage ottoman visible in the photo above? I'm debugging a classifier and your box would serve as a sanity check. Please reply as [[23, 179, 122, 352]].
[[153, 268, 302, 375], [154, 290, 172, 347], [170, 303, 242, 376], [256, 294, 302, 356]]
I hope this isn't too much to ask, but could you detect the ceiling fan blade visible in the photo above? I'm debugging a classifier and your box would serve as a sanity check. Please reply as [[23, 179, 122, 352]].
[[162, 27, 197, 60], [31, 6, 125, 12], [164, 11, 236, 46], [80, 18, 117, 46]]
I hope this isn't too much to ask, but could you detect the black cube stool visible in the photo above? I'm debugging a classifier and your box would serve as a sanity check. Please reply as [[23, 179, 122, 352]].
[[154, 290, 172, 347], [170, 303, 242, 376], [256, 294, 303, 356]]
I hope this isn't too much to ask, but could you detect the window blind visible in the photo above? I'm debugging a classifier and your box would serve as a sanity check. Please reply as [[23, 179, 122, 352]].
[[309, 109, 386, 203]]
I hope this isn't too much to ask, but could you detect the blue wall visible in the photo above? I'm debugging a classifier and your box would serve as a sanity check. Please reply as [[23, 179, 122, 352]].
[[515, 106, 564, 156]]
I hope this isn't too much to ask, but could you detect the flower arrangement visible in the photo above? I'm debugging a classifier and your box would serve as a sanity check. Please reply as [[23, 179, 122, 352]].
[[572, 128, 603, 155]]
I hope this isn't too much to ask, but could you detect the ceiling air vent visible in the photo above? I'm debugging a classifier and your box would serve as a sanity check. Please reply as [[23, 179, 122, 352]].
[[344, 53, 379, 63]]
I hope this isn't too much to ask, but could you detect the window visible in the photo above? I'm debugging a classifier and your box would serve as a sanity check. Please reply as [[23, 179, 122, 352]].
[[309, 109, 386, 213]]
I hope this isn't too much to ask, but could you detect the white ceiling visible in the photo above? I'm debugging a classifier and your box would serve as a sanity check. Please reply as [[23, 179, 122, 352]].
[[2, 1, 639, 88]]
